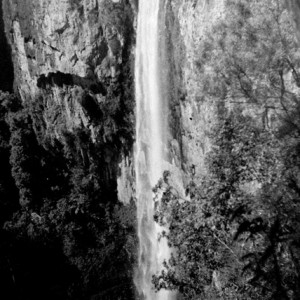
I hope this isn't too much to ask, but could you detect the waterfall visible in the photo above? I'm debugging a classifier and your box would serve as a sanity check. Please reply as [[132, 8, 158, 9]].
[[134, 0, 174, 299]]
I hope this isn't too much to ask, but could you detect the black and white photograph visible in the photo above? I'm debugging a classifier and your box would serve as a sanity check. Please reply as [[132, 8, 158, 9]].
[[0, 0, 299, 299]]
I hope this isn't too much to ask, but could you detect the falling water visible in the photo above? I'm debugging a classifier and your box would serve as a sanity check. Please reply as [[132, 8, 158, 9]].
[[134, 0, 173, 299]]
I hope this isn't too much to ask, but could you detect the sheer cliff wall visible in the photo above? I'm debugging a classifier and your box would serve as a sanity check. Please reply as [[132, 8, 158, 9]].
[[162, 0, 298, 182], [5, 0, 299, 205], [3, 0, 136, 199], [159, 0, 225, 184]]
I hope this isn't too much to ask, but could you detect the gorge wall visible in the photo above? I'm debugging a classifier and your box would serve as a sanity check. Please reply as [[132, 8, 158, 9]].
[[155, 1, 300, 298], [2, 0, 232, 205], [2, 0, 235, 214], [2, 0, 300, 299], [0, 1, 243, 298], [162, 0, 300, 182], [3, 0, 136, 189], [160, 0, 226, 185]]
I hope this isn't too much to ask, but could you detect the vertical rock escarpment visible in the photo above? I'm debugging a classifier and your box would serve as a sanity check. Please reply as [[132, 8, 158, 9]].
[[1, 0, 299, 298], [3, 0, 136, 185], [164, 0, 300, 181], [160, 0, 225, 183], [0, 0, 14, 92]]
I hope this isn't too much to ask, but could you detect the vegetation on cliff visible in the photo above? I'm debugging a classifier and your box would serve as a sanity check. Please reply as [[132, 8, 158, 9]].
[[0, 89, 136, 300], [0, 0, 137, 298], [154, 1, 300, 299]]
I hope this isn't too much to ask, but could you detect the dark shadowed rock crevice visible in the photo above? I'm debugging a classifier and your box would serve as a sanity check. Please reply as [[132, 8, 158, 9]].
[[37, 72, 107, 96]]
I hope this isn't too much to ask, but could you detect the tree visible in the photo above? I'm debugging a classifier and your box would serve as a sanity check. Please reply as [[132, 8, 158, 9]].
[[153, 1, 300, 299], [0, 90, 137, 299], [6, 103, 41, 207], [198, 0, 300, 131]]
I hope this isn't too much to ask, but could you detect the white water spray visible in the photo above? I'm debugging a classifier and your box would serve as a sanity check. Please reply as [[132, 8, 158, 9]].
[[134, 0, 174, 299]]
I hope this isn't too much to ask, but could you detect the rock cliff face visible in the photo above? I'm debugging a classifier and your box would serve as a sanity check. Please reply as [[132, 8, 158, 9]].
[[2, 0, 300, 298], [4, 0, 298, 216], [1, 0, 232, 203], [3, 0, 280, 204], [3, 0, 136, 195], [0, 1, 14, 92], [3, 0, 299, 201], [160, 0, 226, 184], [163, 0, 298, 181]]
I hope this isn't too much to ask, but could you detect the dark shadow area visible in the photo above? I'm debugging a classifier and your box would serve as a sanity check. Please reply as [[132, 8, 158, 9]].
[[37, 72, 107, 96], [0, 234, 80, 300], [0, 0, 14, 92], [79, 94, 103, 122]]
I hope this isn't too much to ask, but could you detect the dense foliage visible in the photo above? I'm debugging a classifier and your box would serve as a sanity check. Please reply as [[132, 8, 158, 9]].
[[154, 1, 300, 299], [0, 0, 137, 298], [0, 91, 137, 300]]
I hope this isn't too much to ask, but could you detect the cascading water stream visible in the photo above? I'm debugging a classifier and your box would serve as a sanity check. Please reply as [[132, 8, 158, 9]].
[[134, 0, 174, 299]]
